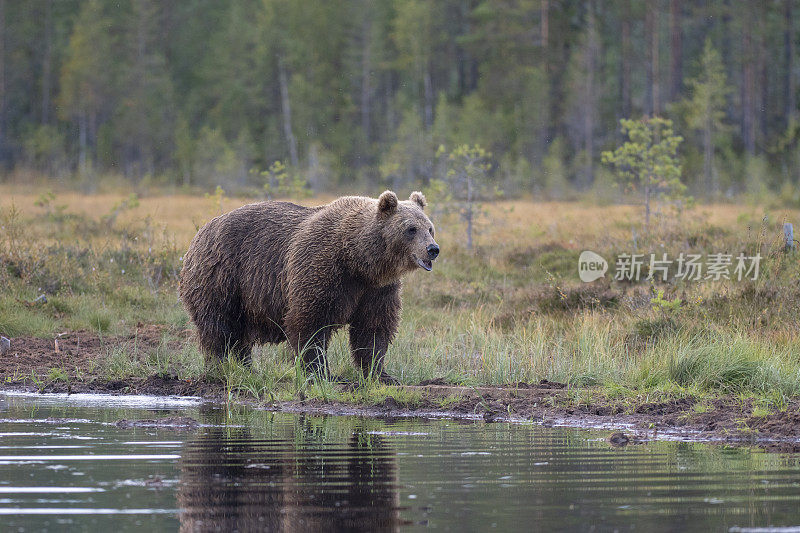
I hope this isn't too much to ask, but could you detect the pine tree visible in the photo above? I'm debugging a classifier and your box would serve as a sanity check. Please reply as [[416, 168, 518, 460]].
[[602, 117, 686, 228], [683, 39, 731, 196], [116, 0, 175, 178], [58, 0, 117, 176]]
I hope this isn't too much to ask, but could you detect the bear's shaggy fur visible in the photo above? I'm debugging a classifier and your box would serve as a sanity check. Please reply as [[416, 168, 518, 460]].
[[179, 191, 438, 382]]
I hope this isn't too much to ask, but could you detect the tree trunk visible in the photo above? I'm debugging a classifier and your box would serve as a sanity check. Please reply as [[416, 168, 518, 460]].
[[620, 0, 631, 119], [756, 4, 767, 145], [721, 0, 736, 119], [385, 71, 395, 133], [41, 0, 53, 125], [669, 0, 683, 101], [704, 115, 714, 195], [78, 111, 87, 175], [785, 0, 796, 125], [89, 109, 97, 170], [0, 0, 5, 162], [423, 67, 433, 129], [360, 16, 371, 148], [278, 55, 299, 168], [583, 4, 597, 186], [533, 0, 550, 183], [646, 7, 660, 115], [134, 3, 147, 180], [742, 10, 756, 154], [541, 0, 549, 50]]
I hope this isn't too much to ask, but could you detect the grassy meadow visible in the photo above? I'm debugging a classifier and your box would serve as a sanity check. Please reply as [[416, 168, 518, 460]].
[[2, 185, 800, 409]]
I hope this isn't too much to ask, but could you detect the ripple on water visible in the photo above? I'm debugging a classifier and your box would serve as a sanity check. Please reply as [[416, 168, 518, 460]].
[[1, 392, 800, 532]]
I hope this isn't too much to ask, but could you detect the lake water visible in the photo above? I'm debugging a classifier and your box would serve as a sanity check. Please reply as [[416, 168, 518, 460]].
[[1, 392, 800, 532]]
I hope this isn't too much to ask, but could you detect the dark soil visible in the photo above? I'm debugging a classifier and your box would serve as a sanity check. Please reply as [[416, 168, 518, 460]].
[[2, 325, 184, 380], [0, 326, 227, 398], [2, 328, 800, 452]]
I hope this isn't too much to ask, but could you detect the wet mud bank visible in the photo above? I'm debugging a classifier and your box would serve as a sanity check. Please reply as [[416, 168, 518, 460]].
[[268, 384, 800, 453], [2, 378, 800, 452], [2, 330, 800, 452]]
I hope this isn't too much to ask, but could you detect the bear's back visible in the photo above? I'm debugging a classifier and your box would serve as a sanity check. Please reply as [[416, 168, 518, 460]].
[[227, 202, 319, 318], [181, 201, 319, 324]]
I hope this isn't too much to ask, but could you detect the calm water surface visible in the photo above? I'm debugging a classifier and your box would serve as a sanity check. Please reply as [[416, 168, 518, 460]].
[[1, 392, 800, 532]]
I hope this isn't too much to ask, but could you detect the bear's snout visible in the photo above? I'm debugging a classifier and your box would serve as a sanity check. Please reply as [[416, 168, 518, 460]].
[[427, 243, 439, 260]]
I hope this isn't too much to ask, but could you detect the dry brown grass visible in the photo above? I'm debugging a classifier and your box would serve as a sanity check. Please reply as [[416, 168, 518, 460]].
[[3, 184, 800, 399], [3, 185, 798, 253]]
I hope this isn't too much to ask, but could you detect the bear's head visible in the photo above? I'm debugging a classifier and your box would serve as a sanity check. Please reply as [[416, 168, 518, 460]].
[[377, 190, 439, 276]]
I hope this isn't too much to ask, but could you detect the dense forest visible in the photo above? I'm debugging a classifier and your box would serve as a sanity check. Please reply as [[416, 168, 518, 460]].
[[2, 0, 800, 198]]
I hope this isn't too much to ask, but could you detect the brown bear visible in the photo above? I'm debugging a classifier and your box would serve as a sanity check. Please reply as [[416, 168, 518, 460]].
[[179, 190, 438, 383]]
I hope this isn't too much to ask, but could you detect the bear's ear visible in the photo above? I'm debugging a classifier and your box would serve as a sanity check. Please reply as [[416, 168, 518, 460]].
[[409, 191, 427, 210], [378, 190, 398, 215]]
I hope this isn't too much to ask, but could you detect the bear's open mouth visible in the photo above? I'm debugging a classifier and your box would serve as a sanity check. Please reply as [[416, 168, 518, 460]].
[[415, 256, 433, 271]]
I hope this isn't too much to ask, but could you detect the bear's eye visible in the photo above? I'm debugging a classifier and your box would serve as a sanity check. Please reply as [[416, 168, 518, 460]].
[[429, 227, 434, 237], [406, 226, 417, 238]]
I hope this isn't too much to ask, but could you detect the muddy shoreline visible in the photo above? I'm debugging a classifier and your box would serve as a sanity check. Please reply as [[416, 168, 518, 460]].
[[3, 377, 800, 452], [2, 329, 800, 452]]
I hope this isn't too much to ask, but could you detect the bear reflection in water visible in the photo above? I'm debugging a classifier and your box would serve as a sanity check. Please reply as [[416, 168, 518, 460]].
[[178, 420, 401, 532]]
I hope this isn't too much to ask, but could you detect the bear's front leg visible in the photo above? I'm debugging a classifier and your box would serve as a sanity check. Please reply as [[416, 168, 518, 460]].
[[284, 289, 338, 380], [286, 321, 334, 379], [349, 283, 401, 384]]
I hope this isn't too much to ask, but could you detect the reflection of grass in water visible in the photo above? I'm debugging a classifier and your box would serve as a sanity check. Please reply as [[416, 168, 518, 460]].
[[209, 405, 788, 494], [2, 187, 800, 405]]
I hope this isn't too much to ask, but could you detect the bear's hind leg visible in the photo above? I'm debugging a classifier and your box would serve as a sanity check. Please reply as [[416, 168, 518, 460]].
[[285, 275, 360, 381], [231, 341, 252, 366], [292, 325, 333, 379], [285, 310, 335, 379], [198, 314, 251, 367]]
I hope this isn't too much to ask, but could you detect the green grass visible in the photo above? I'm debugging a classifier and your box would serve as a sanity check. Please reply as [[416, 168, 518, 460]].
[[80, 313, 800, 408], [2, 193, 800, 406], [101, 330, 206, 381], [0, 302, 59, 337]]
